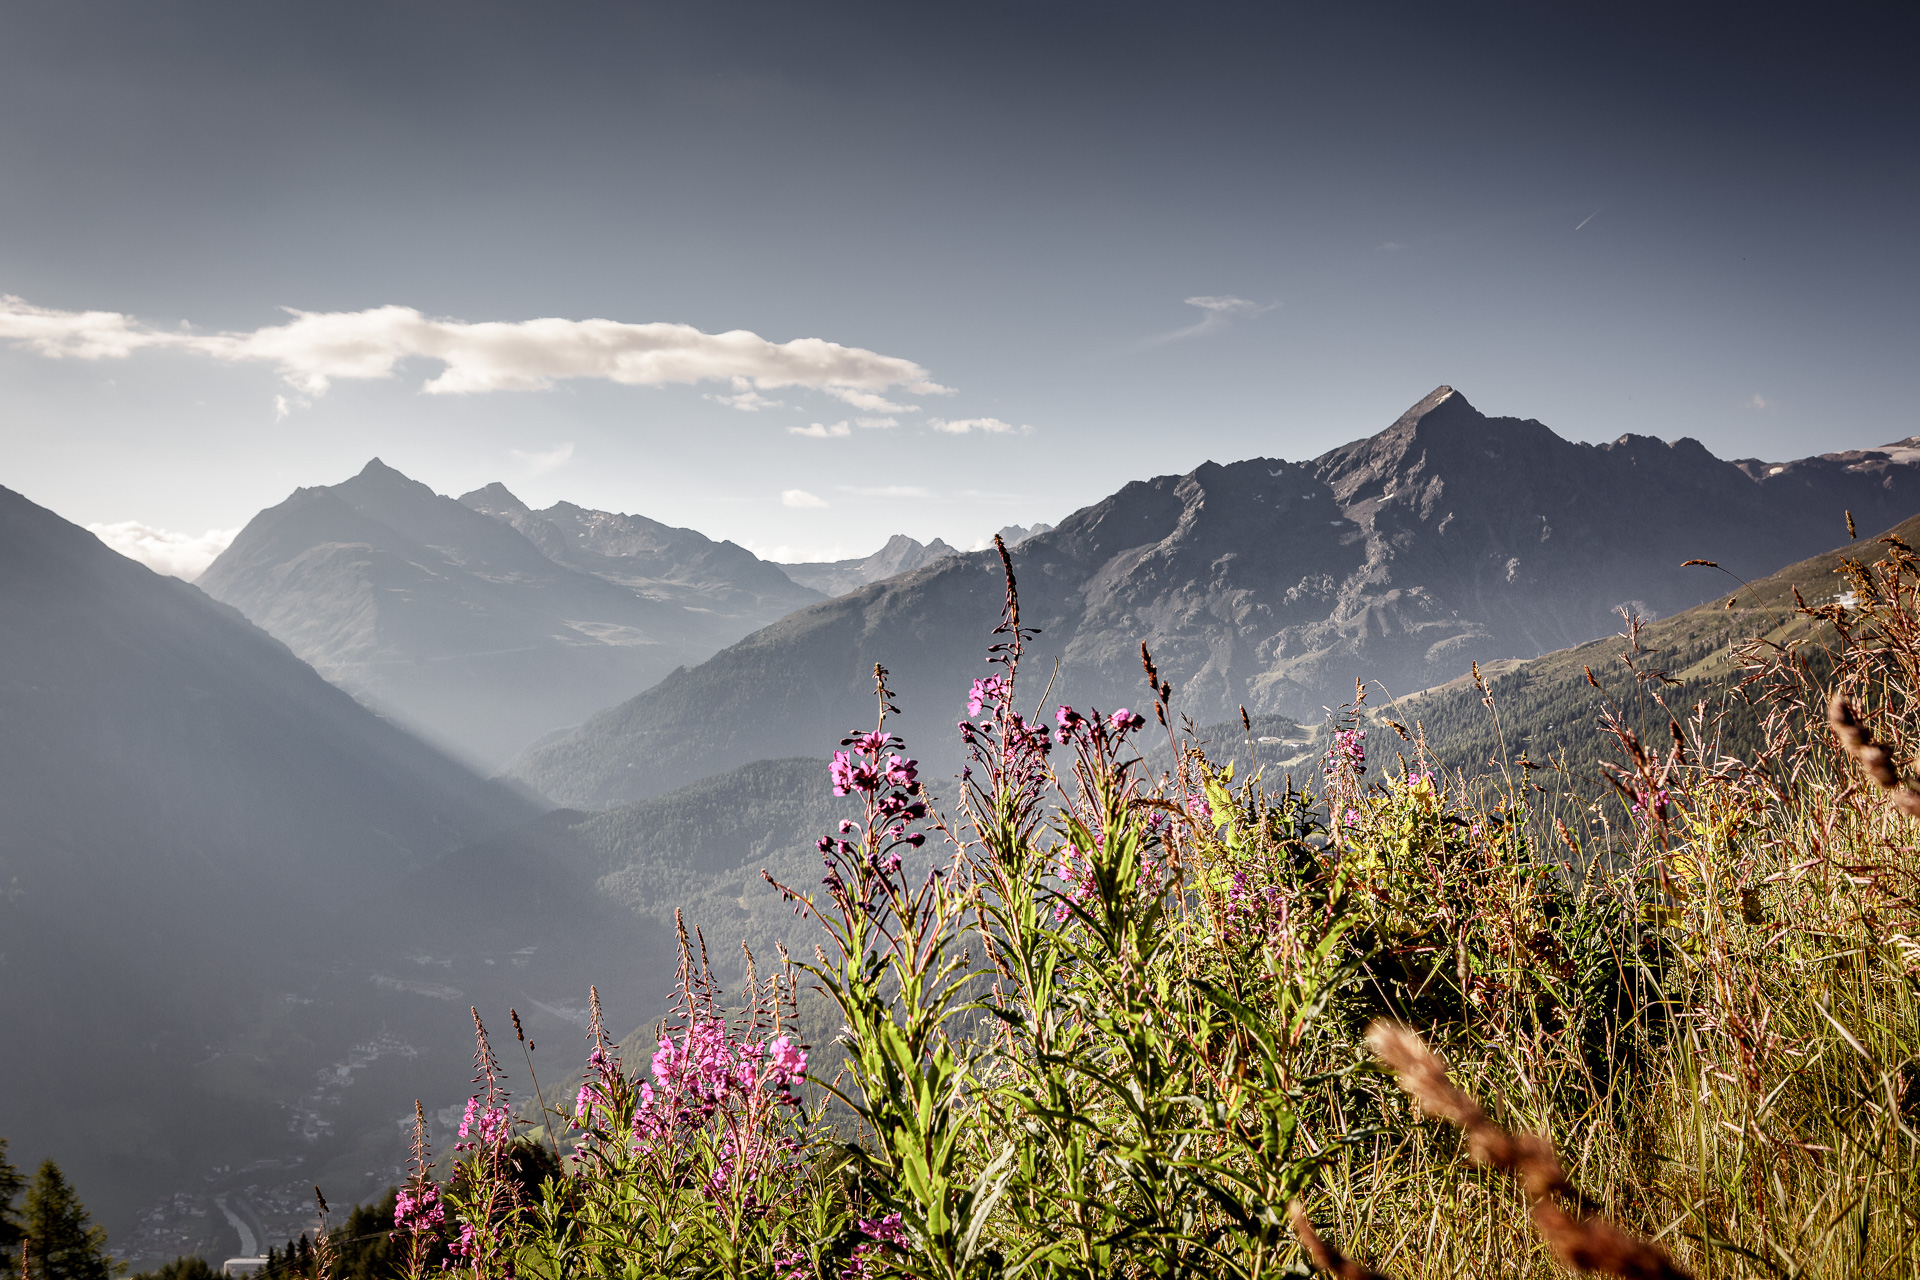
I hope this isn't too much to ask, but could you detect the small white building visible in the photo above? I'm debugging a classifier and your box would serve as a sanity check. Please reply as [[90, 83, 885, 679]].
[[222, 1258, 269, 1277]]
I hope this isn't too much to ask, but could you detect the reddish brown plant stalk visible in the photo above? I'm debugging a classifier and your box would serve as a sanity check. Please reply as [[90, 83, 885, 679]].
[[1288, 1200, 1392, 1279], [1826, 693, 1920, 816], [1365, 1022, 1692, 1280]]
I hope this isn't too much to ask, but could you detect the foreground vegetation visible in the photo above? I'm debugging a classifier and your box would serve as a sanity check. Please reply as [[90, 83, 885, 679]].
[[41, 531, 1920, 1278]]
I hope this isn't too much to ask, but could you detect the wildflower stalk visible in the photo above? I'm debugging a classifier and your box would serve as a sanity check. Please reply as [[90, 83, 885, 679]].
[[769, 665, 996, 1280], [392, 1101, 444, 1280]]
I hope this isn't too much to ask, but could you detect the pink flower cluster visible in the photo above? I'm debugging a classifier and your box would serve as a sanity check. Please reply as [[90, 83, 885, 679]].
[[391, 1184, 444, 1235], [844, 1213, 907, 1280], [1052, 845, 1095, 924], [454, 1095, 509, 1153], [771, 1211, 907, 1280], [1326, 727, 1366, 776], [830, 732, 918, 797], [1053, 704, 1145, 748], [629, 1019, 809, 1151], [1186, 790, 1214, 828], [966, 674, 1007, 717]]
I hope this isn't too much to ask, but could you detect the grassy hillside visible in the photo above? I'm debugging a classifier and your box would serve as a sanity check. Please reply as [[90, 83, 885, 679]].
[[1383, 512, 1902, 793]]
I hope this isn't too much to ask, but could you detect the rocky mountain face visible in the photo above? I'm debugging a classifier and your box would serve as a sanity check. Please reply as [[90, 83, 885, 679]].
[[780, 533, 962, 597], [508, 387, 1920, 809], [198, 461, 821, 768], [458, 484, 820, 621], [0, 482, 673, 1256]]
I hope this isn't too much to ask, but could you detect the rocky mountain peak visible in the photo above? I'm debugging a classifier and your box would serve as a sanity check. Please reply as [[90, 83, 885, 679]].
[[1388, 383, 1466, 429], [458, 481, 532, 518], [345, 456, 435, 496]]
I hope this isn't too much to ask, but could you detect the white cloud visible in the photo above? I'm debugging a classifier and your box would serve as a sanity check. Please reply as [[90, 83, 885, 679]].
[[0, 296, 173, 359], [929, 417, 1022, 435], [1377, 241, 1406, 252], [790, 421, 852, 438], [1140, 294, 1278, 346], [822, 386, 915, 413], [781, 489, 829, 508], [1748, 393, 1770, 410], [855, 416, 898, 429], [0, 293, 948, 404], [509, 442, 575, 475], [709, 389, 786, 411], [842, 485, 934, 499], [87, 522, 238, 581]]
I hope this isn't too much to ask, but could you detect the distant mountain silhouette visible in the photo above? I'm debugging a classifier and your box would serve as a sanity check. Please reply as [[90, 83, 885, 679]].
[[457, 483, 818, 621], [199, 461, 821, 768], [508, 387, 1920, 808], [780, 534, 961, 597], [995, 522, 1053, 546]]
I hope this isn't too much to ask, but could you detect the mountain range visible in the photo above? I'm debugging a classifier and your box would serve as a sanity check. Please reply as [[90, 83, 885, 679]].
[[507, 386, 1920, 808], [197, 461, 825, 768], [780, 524, 1052, 597], [780, 534, 963, 597]]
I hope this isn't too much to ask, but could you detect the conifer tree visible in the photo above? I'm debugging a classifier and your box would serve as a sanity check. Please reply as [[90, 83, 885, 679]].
[[0, 1139, 25, 1265], [21, 1160, 113, 1280], [126, 1258, 215, 1280]]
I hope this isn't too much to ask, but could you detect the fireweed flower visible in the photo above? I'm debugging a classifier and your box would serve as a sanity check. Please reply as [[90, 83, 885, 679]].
[[1327, 728, 1366, 774], [1052, 845, 1096, 924], [767, 1035, 807, 1088], [967, 674, 1007, 717], [830, 751, 881, 796], [1186, 791, 1214, 828], [453, 1096, 509, 1152], [840, 1213, 908, 1280], [392, 1185, 444, 1233]]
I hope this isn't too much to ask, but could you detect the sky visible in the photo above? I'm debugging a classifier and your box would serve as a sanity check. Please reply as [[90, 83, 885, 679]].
[[1, 0, 1915, 573]]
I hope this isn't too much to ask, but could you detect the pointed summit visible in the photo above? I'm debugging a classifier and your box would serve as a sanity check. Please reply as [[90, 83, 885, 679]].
[[459, 482, 531, 518], [339, 457, 439, 505], [1386, 385, 1478, 433]]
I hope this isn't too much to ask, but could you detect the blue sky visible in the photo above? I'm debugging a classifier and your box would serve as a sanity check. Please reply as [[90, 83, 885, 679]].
[[2, 0, 1914, 570]]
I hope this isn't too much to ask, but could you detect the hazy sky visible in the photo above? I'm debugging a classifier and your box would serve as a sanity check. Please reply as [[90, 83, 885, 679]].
[[2, 0, 1915, 571]]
